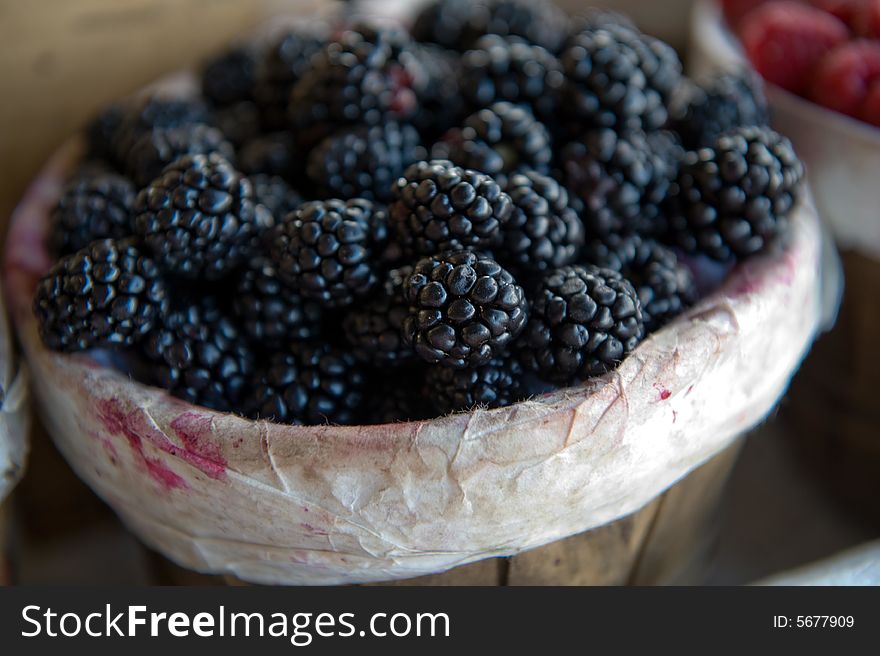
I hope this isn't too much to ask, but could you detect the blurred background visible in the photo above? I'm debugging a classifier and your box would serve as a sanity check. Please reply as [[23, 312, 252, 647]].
[[0, 0, 877, 585]]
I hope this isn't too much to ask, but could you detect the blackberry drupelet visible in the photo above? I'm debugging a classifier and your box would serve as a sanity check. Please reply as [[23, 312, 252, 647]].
[[33, 238, 168, 352], [501, 170, 585, 279], [125, 123, 235, 188], [267, 199, 388, 307], [402, 250, 528, 368], [559, 25, 675, 133], [237, 132, 297, 179], [561, 128, 674, 236], [306, 122, 424, 202], [50, 171, 135, 256], [669, 71, 770, 151], [343, 266, 414, 366], [254, 29, 326, 131], [583, 233, 696, 332], [143, 296, 254, 411], [246, 343, 367, 425], [426, 355, 525, 414], [459, 35, 564, 119], [249, 174, 302, 221], [411, 44, 465, 142], [411, 0, 481, 50], [668, 126, 805, 261], [201, 46, 258, 107], [389, 159, 514, 258], [288, 27, 425, 150], [519, 264, 644, 383], [134, 153, 272, 279], [234, 258, 322, 348], [112, 96, 212, 165], [432, 102, 552, 184]]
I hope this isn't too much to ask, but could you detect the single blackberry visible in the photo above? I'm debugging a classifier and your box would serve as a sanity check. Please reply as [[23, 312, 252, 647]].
[[134, 153, 272, 279], [583, 234, 696, 332], [459, 35, 564, 119], [246, 343, 366, 425], [143, 296, 254, 411], [85, 103, 126, 164], [112, 96, 212, 165], [254, 29, 326, 130], [50, 171, 135, 256], [267, 199, 388, 307], [367, 373, 433, 424], [250, 174, 302, 221], [426, 355, 525, 414], [432, 103, 552, 185], [559, 26, 675, 133], [668, 126, 805, 261], [411, 44, 465, 142], [34, 238, 168, 352], [213, 101, 263, 147], [343, 266, 414, 366], [560, 128, 674, 235], [412, 0, 567, 53], [306, 122, 425, 202], [669, 71, 770, 151], [288, 27, 425, 150], [388, 159, 514, 257], [237, 132, 297, 179], [519, 264, 644, 383], [501, 170, 585, 279], [233, 258, 322, 348], [402, 250, 528, 368], [201, 46, 258, 107], [124, 123, 235, 188]]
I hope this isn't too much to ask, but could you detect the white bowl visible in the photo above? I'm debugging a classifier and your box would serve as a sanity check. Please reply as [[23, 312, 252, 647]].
[[690, 0, 880, 262], [0, 286, 29, 505]]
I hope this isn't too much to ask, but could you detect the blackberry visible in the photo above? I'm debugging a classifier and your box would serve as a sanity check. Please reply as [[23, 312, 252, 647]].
[[254, 29, 326, 131], [246, 343, 366, 425], [250, 174, 301, 221], [389, 159, 514, 258], [501, 170, 585, 279], [412, 0, 567, 53], [233, 258, 321, 348], [426, 355, 525, 414], [519, 264, 644, 383], [34, 238, 168, 352], [367, 373, 433, 424], [459, 35, 564, 119], [669, 71, 770, 151], [343, 266, 414, 366], [267, 199, 388, 307], [143, 296, 254, 411], [201, 46, 258, 107], [213, 101, 262, 147], [411, 44, 465, 141], [124, 123, 235, 188], [50, 171, 135, 256], [288, 27, 424, 150], [306, 122, 425, 202], [574, 8, 637, 31], [432, 102, 552, 184], [559, 25, 676, 133], [583, 233, 696, 332], [238, 132, 297, 179], [560, 128, 674, 235], [402, 250, 528, 368], [134, 153, 272, 279], [85, 103, 126, 164], [112, 96, 212, 165], [668, 126, 805, 261]]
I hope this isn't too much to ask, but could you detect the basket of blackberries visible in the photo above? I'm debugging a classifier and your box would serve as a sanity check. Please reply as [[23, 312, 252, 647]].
[[2, 0, 838, 585]]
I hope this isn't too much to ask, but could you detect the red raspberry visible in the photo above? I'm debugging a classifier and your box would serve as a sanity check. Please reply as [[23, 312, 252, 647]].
[[810, 0, 866, 26], [860, 80, 880, 125], [740, 1, 849, 93], [810, 40, 880, 117], [853, 0, 880, 37]]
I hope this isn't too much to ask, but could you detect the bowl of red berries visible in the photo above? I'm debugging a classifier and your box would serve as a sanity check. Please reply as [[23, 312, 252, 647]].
[[3, 1, 837, 585], [693, 0, 880, 258]]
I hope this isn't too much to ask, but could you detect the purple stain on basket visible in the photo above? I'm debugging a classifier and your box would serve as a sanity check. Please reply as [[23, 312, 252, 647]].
[[170, 412, 227, 480], [659, 389, 671, 401]]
